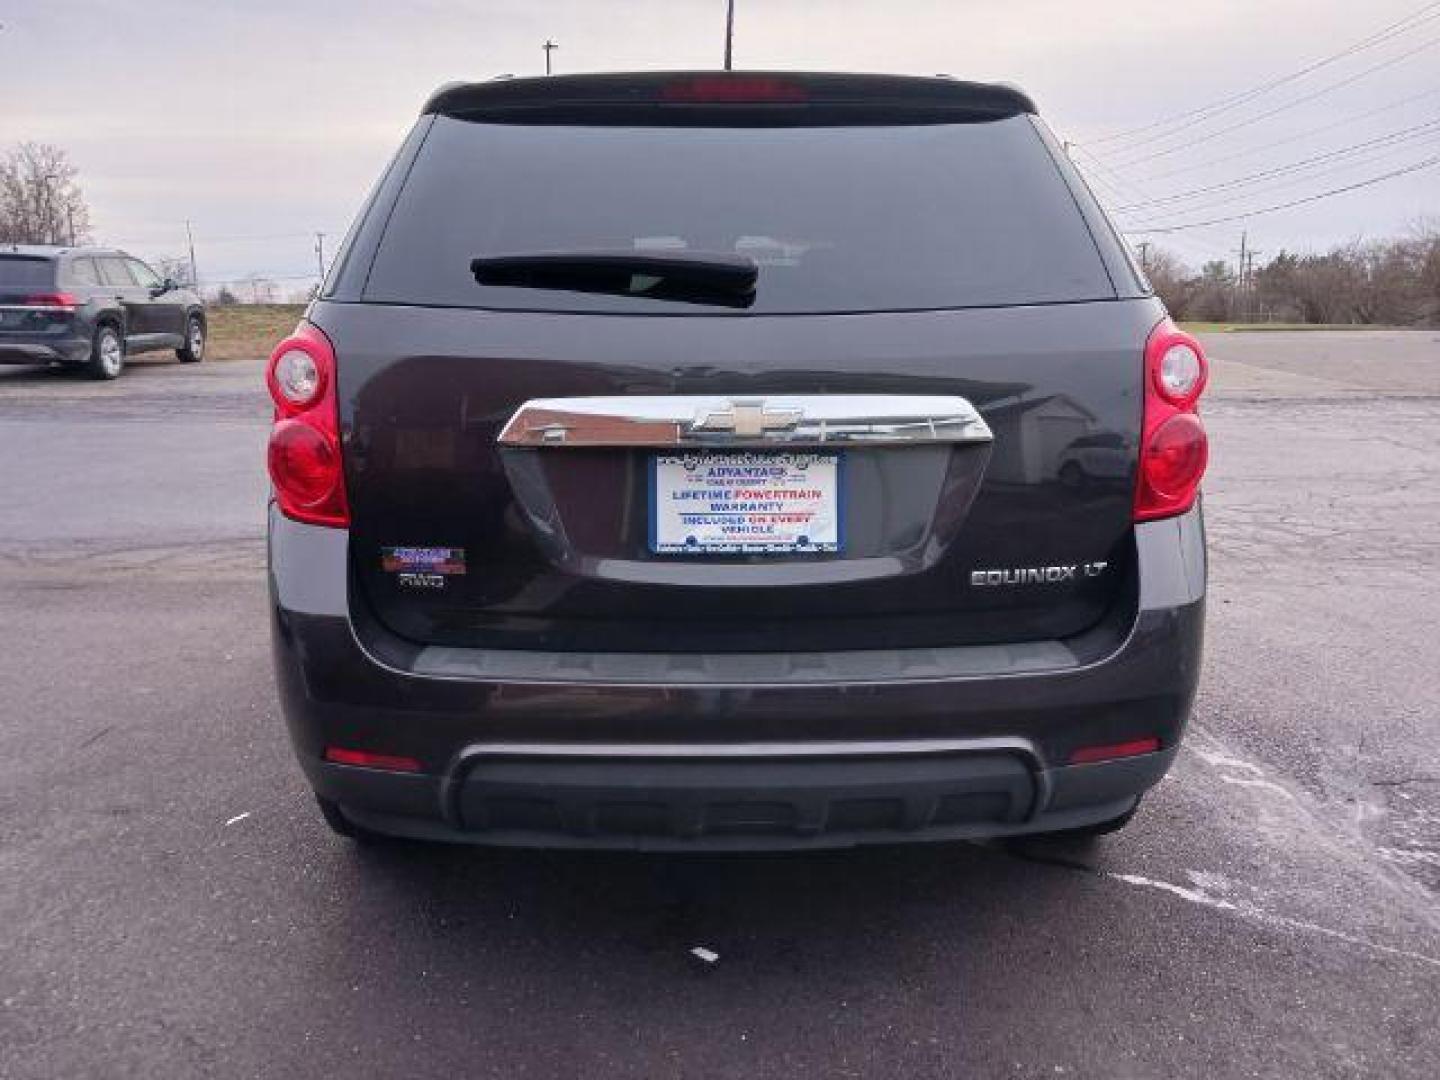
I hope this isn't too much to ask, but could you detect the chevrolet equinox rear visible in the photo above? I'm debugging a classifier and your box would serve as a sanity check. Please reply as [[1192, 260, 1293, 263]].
[[267, 73, 1208, 849]]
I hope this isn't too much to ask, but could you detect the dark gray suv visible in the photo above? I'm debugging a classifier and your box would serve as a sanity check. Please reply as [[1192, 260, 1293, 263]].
[[0, 246, 206, 379], [267, 73, 1209, 850]]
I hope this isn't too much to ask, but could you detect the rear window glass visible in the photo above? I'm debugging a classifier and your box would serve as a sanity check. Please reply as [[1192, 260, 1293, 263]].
[[364, 116, 1115, 314], [0, 257, 55, 289]]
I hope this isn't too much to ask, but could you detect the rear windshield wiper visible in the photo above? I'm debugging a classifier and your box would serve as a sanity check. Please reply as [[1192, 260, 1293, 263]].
[[470, 250, 758, 308]]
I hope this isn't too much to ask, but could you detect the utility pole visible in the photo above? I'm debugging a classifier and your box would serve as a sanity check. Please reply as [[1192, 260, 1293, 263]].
[[314, 232, 326, 283], [1233, 230, 1248, 322], [185, 220, 198, 287], [724, 0, 735, 70], [1243, 248, 1262, 323], [543, 39, 558, 75], [1136, 240, 1151, 273]]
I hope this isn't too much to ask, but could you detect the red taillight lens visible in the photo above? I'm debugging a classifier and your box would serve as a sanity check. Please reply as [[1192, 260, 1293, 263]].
[[1142, 414, 1208, 501], [266, 322, 349, 527], [661, 76, 808, 103], [323, 747, 423, 773], [23, 292, 78, 309], [1135, 319, 1209, 522], [1069, 737, 1162, 765], [268, 420, 342, 506]]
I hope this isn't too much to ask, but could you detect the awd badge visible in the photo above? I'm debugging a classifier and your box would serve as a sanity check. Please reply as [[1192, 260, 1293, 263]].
[[382, 547, 466, 591]]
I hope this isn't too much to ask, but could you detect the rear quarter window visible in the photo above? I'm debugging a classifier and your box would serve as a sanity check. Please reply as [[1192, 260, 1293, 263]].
[[67, 258, 102, 287], [364, 116, 1116, 314]]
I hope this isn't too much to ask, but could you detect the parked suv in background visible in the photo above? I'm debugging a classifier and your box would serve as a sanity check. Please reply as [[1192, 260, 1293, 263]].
[[0, 246, 206, 379], [268, 73, 1209, 850]]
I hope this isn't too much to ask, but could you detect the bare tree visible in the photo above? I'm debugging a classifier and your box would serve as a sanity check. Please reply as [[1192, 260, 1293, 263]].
[[152, 254, 192, 285], [1142, 248, 1198, 320], [1142, 232, 1440, 329], [1188, 261, 1236, 323], [0, 143, 92, 246]]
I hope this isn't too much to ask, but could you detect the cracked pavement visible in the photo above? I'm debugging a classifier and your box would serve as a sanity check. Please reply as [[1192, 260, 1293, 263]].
[[1, 332, 1438, 1079]]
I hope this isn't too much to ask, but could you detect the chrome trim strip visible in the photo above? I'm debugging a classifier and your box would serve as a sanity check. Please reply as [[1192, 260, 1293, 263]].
[[449, 737, 1037, 759], [497, 394, 993, 448]]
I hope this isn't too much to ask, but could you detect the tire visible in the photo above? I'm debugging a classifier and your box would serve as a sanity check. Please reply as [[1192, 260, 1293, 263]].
[[177, 313, 206, 363], [315, 795, 389, 844], [86, 323, 125, 380]]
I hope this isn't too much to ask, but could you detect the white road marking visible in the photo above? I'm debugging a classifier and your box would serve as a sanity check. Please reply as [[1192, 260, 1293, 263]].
[[1105, 869, 1440, 969], [224, 812, 251, 827], [1379, 847, 1440, 868], [1107, 872, 1236, 910], [1236, 904, 1440, 970], [1190, 746, 1266, 777]]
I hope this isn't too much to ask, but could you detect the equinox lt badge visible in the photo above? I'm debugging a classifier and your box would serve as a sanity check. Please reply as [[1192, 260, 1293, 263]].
[[970, 562, 1108, 587]]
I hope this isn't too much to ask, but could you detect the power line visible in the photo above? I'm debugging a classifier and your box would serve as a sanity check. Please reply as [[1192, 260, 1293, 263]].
[[1121, 152, 1440, 233], [1135, 83, 1440, 185], [1067, 149, 1234, 261], [1113, 132, 1440, 222], [1085, 1, 1440, 147], [1070, 144, 1156, 206], [1109, 114, 1440, 211], [198, 230, 346, 245], [1095, 30, 1440, 170]]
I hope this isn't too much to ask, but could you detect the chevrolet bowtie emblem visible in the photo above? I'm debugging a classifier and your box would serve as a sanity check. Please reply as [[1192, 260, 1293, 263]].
[[692, 399, 804, 437]]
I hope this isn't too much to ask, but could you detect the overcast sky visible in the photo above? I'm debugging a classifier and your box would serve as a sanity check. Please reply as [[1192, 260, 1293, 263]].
[[3, 0, 1437, 288]]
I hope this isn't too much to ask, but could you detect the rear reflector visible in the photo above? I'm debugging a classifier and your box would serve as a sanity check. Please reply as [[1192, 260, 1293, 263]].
[[1068, 738, 1162, 765], [661, 76, 808, 103], [323, 747, 423, 773]]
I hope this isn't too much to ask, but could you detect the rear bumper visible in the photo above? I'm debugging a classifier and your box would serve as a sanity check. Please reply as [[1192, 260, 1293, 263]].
[[0, 332, 89, 365], [270, 504, 1205, 849]]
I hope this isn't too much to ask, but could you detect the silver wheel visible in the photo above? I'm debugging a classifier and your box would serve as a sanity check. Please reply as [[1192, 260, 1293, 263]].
[[90, 327, 124, 380], [178, 315, 206, 362]]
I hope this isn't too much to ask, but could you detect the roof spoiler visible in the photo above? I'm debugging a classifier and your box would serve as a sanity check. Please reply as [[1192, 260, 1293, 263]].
[[422, 71, 1036, 125]]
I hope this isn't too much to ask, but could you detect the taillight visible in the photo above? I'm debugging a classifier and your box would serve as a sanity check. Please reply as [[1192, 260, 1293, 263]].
[[265, 321, 349, 527], [1135, 319, 1209, 522], [23, 292, 78, 310]]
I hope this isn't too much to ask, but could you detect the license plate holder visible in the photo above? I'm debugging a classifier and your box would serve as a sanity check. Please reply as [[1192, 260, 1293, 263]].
[[649, 451, 843, 555]]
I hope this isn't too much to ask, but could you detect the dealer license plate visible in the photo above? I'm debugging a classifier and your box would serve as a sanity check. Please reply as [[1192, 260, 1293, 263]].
[[650, 451, 842, 555]]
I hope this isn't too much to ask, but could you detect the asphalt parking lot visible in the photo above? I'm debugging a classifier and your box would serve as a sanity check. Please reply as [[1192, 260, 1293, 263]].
[[1, 331, 1437, 1079]]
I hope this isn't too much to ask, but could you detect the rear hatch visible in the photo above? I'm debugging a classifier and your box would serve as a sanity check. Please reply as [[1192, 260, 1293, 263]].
[[318, 73, 1159, 653], [0, 255, 59, 333]]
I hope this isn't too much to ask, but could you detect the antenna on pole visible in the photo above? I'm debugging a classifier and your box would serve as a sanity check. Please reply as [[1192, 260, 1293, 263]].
[[543, 39, 558, 75], [723, 0, 735, 70]]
